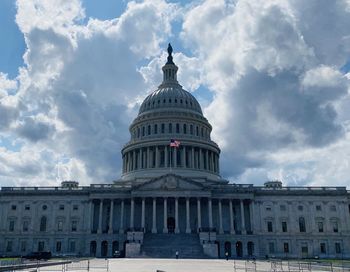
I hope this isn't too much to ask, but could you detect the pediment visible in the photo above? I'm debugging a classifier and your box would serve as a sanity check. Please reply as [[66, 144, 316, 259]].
[[133, 174, 205, 191]]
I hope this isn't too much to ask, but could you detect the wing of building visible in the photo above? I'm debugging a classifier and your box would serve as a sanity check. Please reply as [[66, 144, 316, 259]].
[[1, 45, 350, 259]]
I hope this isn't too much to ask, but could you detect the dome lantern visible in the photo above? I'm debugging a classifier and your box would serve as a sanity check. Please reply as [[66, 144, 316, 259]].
[[161, 43, 178, 84]]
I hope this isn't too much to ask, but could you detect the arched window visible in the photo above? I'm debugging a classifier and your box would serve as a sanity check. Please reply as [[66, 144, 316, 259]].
[[299, 217, 306, 232], [176, 123, 180, 133], [40, 216, 47, 232], [154, 124, 158, 134], [169, 123, 172, 133], [142, 127, 145, 137], [147, 125, 151, 135], [183, 124, 187, 134], [190, 125, 193, 135], [196, 126, 199, 136]]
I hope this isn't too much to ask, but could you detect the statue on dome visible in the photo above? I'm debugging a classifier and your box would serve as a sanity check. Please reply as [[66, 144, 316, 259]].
[[166, 43, 174, 64]]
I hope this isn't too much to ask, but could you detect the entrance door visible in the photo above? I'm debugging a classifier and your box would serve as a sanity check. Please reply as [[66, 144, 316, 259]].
[[167, 217, 175, 233], [236, 241, 243, 257]]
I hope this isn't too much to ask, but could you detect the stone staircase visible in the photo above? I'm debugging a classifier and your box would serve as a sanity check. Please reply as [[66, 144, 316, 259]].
[[141, 233, 208, 258]]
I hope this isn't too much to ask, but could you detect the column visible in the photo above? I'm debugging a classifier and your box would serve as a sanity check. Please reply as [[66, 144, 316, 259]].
[[197, 198, 202, 232], [249, 200, 254, 233], [173, 147, 177, 167], [138, 149, 142, 169], [152, 198, 157, 233], [155, 146, 159, 168], [163, 198, 168, 233], [182, 146, 186, 168], [199, 148, 203, 169], [87, 200, 93, 233], [108, 199, 114, 234], [165, 146, 168, 167], [208, 198, 213, 229], [98, 200, 103, 234], [119, 199, 124, 234], [191, 147, 195, 168], [175, 198, 179, 233], [141, 198, 145, 231], [205, 150, 209, 170], [218, 199, 223, 234], [211, 151, 214, 171], [186, 198, 191, 233], [229, 200, 235, 234], [147, 147, 150, 168], [130, 198, 135, 230], [240, 199, 246, 234]]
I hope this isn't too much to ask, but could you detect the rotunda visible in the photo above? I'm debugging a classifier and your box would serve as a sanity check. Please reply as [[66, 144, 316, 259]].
[[121, 44, 221, 181]]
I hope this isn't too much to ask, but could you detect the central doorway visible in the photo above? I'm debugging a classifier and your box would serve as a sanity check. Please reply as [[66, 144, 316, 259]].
[[167, 217, 175, 233]]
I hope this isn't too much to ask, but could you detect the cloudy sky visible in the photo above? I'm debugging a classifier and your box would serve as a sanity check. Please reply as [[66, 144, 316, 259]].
[[0, 0, 349, 187]]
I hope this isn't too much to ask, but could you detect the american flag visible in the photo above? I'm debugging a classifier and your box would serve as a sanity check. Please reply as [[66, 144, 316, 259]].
[[170, 139, 180, 147]]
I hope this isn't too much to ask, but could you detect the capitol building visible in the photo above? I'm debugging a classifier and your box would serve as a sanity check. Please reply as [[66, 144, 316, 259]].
[[0, 45, 349, 259]]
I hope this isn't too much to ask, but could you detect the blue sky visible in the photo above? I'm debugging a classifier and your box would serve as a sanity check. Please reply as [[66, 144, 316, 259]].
[[0, 0, 349, 188]]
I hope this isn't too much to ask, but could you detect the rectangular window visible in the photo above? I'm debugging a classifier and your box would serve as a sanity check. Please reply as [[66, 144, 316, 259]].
[[266, 207, 271, 211], [9, 220, 15, 232], [69, 241, 76, 253], [330, 205, 336, 212], [59, 205, 65, 210], [23, 221, 29, 232], [142, 126, 145, 136], [154, 124, 158, 134], [6, 241, 13, 252], [267, 221, 273, 232], [57, 220, 63, 231], [268, 242, 275, 254], [280, 205, 286, 211], [21, 241, 27, 252], [335, 243, 341, 254], [282, 221, 287, 232], [169, 123, 172, 133], [38, 241, 45, 252], [283, 243, 289, 253], [25, 205, 30, 211], [298, 205, 303, 211], [73, 205, 78, 211], [333, 222, 338, 233], [301, 246, 308, 254], [56, 241, 62, 252], [316, 205, 322, 211], [320, 243, 326, 254], [183, 124, 187, 134], [147, 125, 151, 135], [190, 124, 193, 135], [176, 123, 180, 133], [318, 222, 324, 232], [71, 220, 77, 232]]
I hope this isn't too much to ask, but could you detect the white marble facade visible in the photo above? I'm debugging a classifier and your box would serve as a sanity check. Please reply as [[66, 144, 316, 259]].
[[1, 45, 349, 259]]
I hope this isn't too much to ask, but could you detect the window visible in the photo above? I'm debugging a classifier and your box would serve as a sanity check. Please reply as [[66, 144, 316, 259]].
[[137, 127, 140, 138], [201, 127, 204, 137], [154, 124, 158, 134], [335, 243, 341, 254], [161, 124, 165, 133], [147, 125, 151, 135], [190, 125, 193, 135], [40, 216, 47, 232], [25, 205, 30, 211], [21, 241, 27, 252], [196, 126, 199, 136], [301, 246, 308, 254], [71, 220, 77, 232], [333, 222, 338, 233], [142, 126, 145, 136], [330, 205, 336, 212], [280, 205, 286, 211], [11, 205, 16, 210], [56, 241, 62, 252], [318, 222, 324, 232], [320, 243, 326, 254], [316, 205, 322, 211], [268, 242, 275, 254], [267, 221, 273, 232], [183, 124, 187, 134], [169, 123, 172, 133], [23, 220, 29, 232], [6, 241, 13, 252], [283, 243, 289, 253], [42, 205, 47, 210], [176, 123, 180, 133], [38, 241, 45, 252], [282, 221, 287, 232], [73, 205, 79, 211], [59, 204, 65, 210], [57, 220, 63, 231], [9, 220, 15, 232], [299, 217, 306, 232], [298, 205, 303, 211], [266, 207, 272, 211], [69, 241, 76, 252]]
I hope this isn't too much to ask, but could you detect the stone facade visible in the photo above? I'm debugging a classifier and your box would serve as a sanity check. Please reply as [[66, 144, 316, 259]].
[[0, 45, 349, 259]]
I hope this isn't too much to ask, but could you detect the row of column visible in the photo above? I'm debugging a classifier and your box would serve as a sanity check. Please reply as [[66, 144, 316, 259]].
[[90, 198, 252, 235], [122, 145, 219, 174]]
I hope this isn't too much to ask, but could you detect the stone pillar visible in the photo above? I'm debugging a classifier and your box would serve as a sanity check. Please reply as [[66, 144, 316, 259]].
[[197, 198, 202, 232], [130, 198, 135, 230], [163, 198, 168, 233], [119, 199, 124, 233], [249, 200, 254, 233], [205, 150, 209, 170], [147, 147, 150, 168], [165, 146, 168, 168], [218, 199, 223, 234], [182, 146, 186, 168], [87, 200, 93, 233], [175, 197, 179, 233], [138, 149, 142, 169], [211, 151, 215, 172], [152, 198, 157, 233], [191, 147, 195, 168], [98, 200, 103, 234], [208, 198, 213, 229], [141, 198, 145, 231], [229, 200, 235, 234], [240, 199, 246, 234], [133, 150, 136, 170], [199, 148, 203, 169], [155, 146, 159, 168], [108, 199, 114, 234], [186, 198, 191, 233]]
